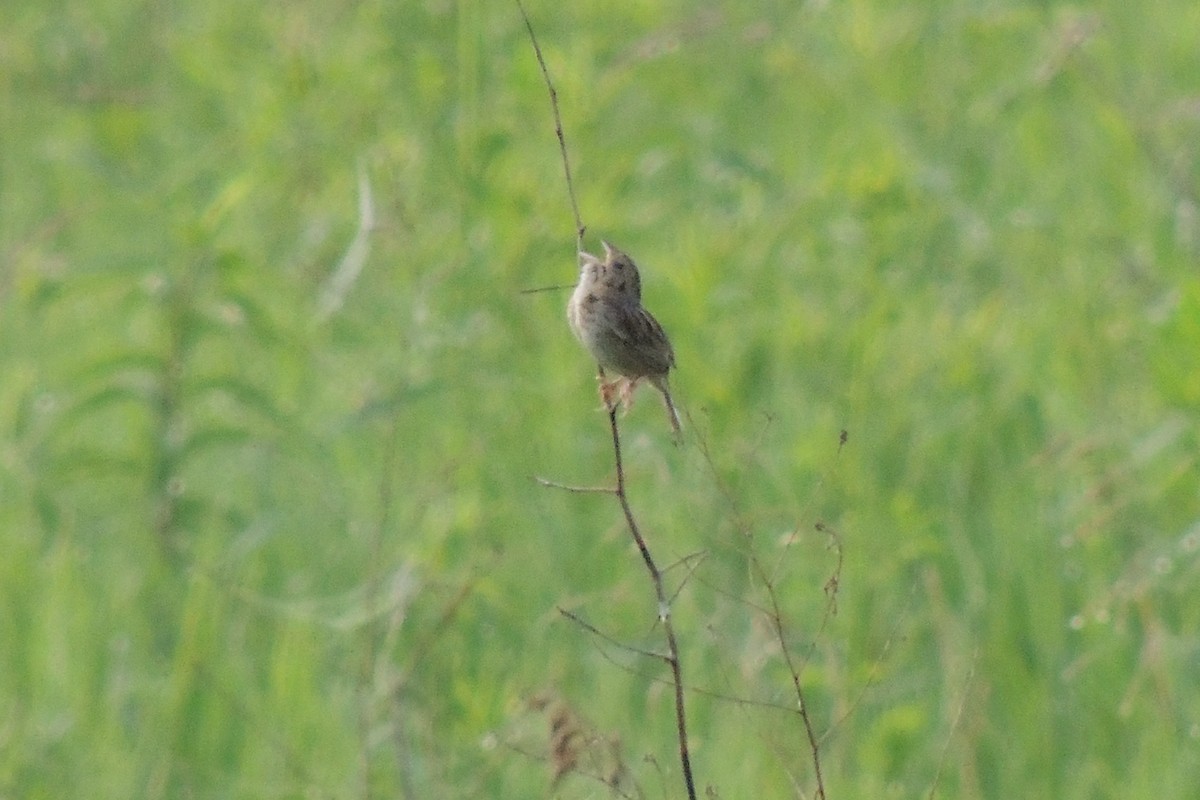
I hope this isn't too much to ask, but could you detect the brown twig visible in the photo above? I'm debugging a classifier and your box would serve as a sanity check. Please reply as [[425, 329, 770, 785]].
[[519, 283, 576, 295], [602, 400, 698, 800], [762, 564, 827, 800], [565, 599, 824, 717], [692, 424, 838, 800], [558, 607, 668, 662], [514, 0, 586, 252], [517, 4, 696, 797], [534, 476, 617, 494]]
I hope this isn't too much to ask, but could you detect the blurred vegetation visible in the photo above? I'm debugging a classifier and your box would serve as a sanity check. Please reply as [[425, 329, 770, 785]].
[[2, 0, 1198, 797]]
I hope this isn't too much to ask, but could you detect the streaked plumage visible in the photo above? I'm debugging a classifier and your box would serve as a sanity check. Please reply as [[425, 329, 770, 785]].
[[568, 241, 681, 436]]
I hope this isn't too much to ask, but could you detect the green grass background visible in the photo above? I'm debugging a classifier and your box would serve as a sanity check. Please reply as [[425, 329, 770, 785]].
[[3, 0, 1199, 797]]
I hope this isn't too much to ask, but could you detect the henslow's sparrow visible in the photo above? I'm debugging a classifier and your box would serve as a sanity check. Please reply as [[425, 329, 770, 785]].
[[568, 241, 682, 436]]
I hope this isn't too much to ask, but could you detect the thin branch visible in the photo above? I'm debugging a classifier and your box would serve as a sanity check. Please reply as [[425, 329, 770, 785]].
[[664, 550, 708, 607], [559, 607, 668, 662], [570, 605, 807, 716], [692, 425, 837, 800], [514, 0, 586, 252], [516, 4, 695, 796], [797, 522, 844, 676], [604, 400, 698, 800], [534, 475, 618, 494], [519, 283, 576, 295], [566, 597, 816, 718], [764, 577, 827, 800]]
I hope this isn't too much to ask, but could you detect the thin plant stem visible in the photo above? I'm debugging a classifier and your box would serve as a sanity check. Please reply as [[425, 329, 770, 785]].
[[603, 400, 698, 800], [514, 0, 585, 252], [516, 3, 697, 796], [693, 427, 835, 800]]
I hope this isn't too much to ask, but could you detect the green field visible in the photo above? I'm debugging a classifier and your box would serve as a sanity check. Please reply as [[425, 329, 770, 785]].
[[3, 1, 1198, 797]]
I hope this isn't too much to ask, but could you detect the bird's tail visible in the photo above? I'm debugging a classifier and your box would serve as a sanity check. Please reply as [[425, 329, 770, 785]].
[[659, 385, 683, 441]]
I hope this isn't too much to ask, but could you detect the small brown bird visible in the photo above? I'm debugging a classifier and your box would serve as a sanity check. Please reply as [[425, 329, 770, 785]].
[[567, 240, 681, 436]]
